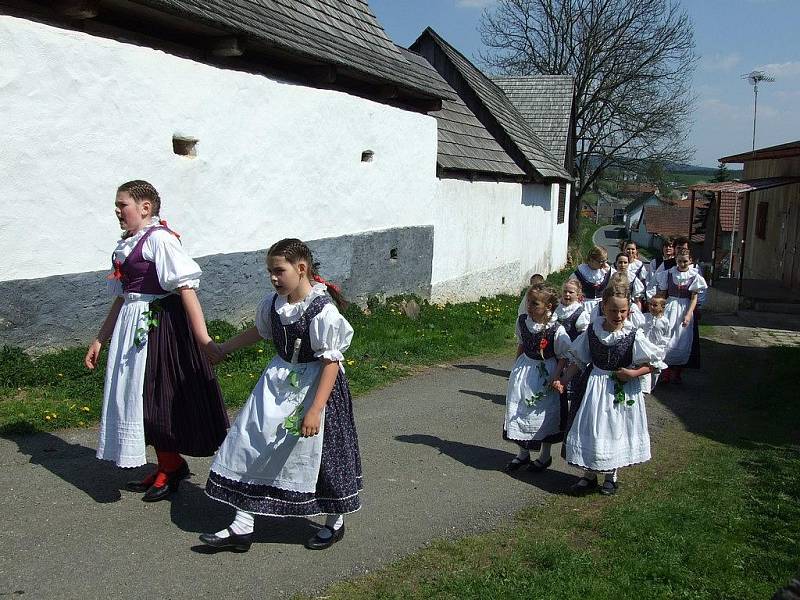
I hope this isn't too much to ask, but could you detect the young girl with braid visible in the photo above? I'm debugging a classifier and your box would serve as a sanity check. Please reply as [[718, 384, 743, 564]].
[[503, 286, 571, 474], [201, 238, 362, 552], [85, 180, 229, 501]]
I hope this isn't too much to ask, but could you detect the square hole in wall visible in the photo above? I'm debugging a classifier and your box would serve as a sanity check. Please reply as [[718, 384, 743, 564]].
[[389, 248, 398, 260], [501, 216, 506, 224], [173, 135, 198, 157], [361, 150, 374, 163]]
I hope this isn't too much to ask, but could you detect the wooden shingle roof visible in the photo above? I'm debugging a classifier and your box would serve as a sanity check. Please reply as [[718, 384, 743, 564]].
[[400, 49, 524, 177], [411, 28, 570, 182], [492, 76, 574, 168], [127, 0, 456, 102]]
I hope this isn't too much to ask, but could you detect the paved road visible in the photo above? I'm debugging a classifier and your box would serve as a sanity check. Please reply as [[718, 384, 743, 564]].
[[0, 353, 589, 600], [592, 224, 626, 261]]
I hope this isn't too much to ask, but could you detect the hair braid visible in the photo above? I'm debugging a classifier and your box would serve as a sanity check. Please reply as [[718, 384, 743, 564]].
[[117, 180, 161, 215], [267, 238, 348, 309]]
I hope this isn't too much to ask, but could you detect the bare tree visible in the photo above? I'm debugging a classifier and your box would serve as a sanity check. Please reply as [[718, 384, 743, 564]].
[[480, 0, 697, 232]]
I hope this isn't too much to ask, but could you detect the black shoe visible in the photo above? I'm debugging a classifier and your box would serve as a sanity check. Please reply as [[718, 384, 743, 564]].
[[599, 480, 619, 496], [502, 456, 530, 473], [305, 524, 345, 550], [141, 461, 190, 502], [568, 476, 598, 496], [527, 456, 553, 472], [125, 470, 158, 493], [199, 528, 253, 552]]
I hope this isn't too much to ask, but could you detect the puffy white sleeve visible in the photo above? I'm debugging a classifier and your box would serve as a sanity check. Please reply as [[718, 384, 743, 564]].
[[107, 278, 123, 298], [628, 304, 646, 328], [633, 328, 667, 371], [631, 277, 646, 299], [553, 325, 571, 359], [145, 230, 202, 291], [255, 293, 276, 340], [575, 309, 590, 333], [309, 303, 354, 362], [568, 330, 591, 366], [689, 273, 708, 293]]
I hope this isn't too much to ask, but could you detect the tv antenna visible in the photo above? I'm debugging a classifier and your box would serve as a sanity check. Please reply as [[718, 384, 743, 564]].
[[742, 70, 775, 154]]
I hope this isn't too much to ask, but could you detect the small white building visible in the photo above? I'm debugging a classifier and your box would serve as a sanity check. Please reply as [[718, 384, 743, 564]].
[[0, 3, 573, 350]]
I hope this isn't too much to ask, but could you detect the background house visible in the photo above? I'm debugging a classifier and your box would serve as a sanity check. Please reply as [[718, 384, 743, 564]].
[[0, 4, 575, 351]]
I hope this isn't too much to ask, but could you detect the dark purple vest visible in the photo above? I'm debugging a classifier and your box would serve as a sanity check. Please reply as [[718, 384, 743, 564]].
[[573, 267, 611, 299], [588, 325, 635, 370], [270, 294, 331, 363], [557, 306, 585, 341], [518, 315, 558, 360], [667, 271, 696, 299], [117, 227, 170, 295]]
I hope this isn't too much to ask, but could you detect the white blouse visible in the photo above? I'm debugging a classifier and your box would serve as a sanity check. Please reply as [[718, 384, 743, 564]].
[[255, 284, 353, 362], [576, 263, 615, 284], [627, 260, 648, 284], [107, 218, 201, 297], [555, 302, 589, 334], [644, 314, 671, 349], [515, 318, 572, 359], [569, 319, 667, 370], [656, 267, 708, 296]]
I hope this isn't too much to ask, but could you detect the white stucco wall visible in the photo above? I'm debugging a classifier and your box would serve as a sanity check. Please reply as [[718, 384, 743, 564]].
[[0, 16, 438, 282], [430, 178, 568, 302]]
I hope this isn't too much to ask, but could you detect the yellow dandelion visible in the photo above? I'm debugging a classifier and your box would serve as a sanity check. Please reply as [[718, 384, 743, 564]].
[[380, 364, 388, 370], [258, 349, 263, 353], [57, 373, 64, 377], [81, 406, 91, 412], [45, 415, 51, 421], [78, 421, 85, 426]]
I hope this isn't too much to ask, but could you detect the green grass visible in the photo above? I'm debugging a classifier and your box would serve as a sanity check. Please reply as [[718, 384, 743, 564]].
[[0, 295, 521, 434], [298, 337, 800, 600]]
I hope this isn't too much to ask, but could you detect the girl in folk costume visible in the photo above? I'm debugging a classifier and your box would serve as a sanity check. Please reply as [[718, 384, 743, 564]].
[[641, 297, 671, 393], [614, 253, 646, 310], [556, 285, 665, 496], [573, 245, 613, 315], [555, 278, 590, 444], [201, 239, 361, 552], [85, 181, 228, 501], [503, 287, 571, 474], [621, 240, 648, 291], [657, 250, 708, 384], [645, 237, 675, 300], [587, 273, 646, 329]]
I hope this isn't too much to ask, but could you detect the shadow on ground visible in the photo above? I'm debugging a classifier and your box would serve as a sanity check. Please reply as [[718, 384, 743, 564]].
[[395, 433, 576, 494], [1, 431, 136, 503]]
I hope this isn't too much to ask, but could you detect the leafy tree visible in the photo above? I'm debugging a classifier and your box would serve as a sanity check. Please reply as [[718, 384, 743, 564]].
[[480, 0, 697, 232]]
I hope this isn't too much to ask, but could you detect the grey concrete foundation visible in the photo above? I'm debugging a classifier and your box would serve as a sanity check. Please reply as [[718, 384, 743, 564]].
[[0, 226, 434, 353]]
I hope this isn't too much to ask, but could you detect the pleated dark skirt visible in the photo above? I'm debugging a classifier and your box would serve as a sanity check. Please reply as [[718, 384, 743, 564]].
[[205, 371, 363, 516], [143, 295, 229, 456]]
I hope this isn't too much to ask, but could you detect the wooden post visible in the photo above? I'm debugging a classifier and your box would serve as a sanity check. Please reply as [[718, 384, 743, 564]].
[[710, 190, 723, 286], [688, 188, 696, 242], [736, 191, 752, 301]]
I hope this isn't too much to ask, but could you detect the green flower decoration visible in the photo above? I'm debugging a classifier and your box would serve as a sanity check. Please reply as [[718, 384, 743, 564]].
[[287, 370, 300, 389], [611, 373, 634, 406], [283, 404, 304, 436], [133, 305, 162, 348]]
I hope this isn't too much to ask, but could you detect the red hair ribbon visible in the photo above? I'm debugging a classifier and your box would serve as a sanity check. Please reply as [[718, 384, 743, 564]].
[[158, 219, 181, 239], [313, 274, 341, 294]]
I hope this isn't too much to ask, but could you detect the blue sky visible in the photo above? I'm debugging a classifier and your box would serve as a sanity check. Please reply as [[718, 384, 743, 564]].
[[371, 0, 800, 167]]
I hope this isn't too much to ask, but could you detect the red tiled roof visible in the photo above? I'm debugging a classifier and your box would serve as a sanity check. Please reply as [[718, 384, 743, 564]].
[[719, 192, 743, 232], [644, 205, 688, 237]]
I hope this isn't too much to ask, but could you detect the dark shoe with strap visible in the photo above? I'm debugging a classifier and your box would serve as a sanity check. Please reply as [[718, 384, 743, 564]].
[[142, 461, 190, 502], [502, 456, 530, 473], [199, 528, 253, 552], [125, 469, 158, 493], [569, 475, 598, 496], [527, 456, 553, 472], [305, 524, 345, 550], [599, 480, 619, 496]]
